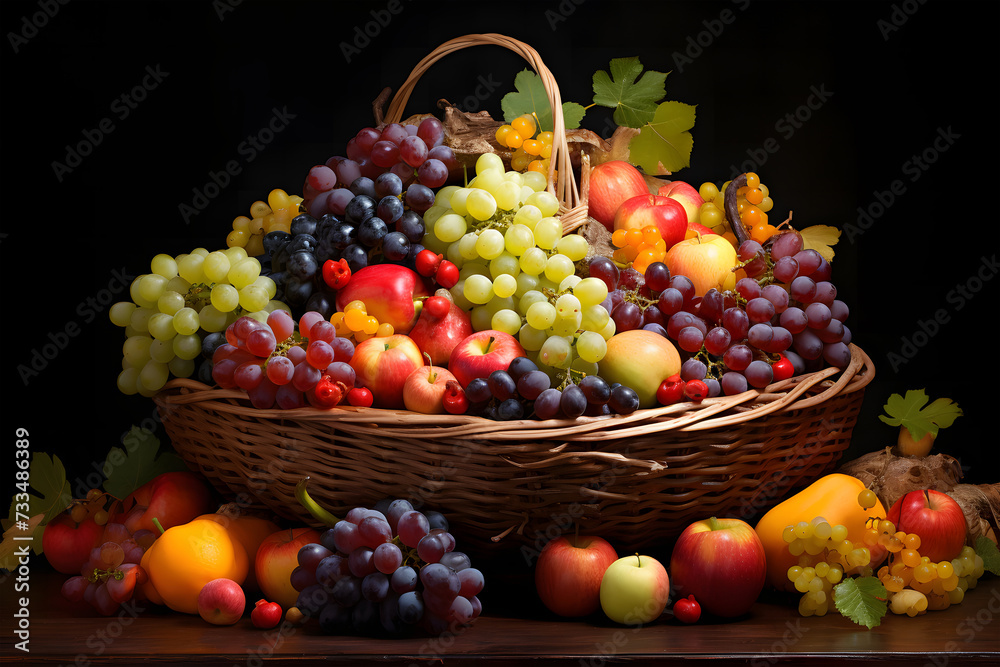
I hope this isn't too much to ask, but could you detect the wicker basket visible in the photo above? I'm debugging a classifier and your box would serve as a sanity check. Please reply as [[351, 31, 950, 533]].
[[153, 34, 876, 558]]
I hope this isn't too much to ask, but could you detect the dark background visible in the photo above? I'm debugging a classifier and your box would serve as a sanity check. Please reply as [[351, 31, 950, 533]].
[[2, 0, 997, 509]]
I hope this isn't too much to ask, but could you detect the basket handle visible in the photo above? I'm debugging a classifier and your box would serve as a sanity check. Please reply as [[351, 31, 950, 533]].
[[381, 33, 582, 223]]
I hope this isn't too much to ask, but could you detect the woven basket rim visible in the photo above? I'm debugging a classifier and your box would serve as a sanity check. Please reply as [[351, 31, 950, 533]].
[[154, 344, 874, 441]]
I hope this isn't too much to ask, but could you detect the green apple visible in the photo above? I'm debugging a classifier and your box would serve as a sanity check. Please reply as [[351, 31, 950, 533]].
[[599, 554, 671, 626], [598, 329, 681, 409]]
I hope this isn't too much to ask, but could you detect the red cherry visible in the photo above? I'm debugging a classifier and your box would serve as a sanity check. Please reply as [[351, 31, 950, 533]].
[[423, 296, 451, 320], [346, 387, 374, 408], [251, 599, 283, 629], [673, 595, 701, 624], [771, 355, 794, 381], [434, 261, 459, 289], [414, 249, 443, 277]]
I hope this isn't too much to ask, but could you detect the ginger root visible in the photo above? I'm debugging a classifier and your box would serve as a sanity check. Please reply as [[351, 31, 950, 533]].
[[837, 447, 999, 547]]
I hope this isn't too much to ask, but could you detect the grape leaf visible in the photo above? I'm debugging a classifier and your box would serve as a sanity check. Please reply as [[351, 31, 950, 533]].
[[628, 101, 696, 174], [799, 225, 841, 262], [501, 69, 585, 131], [102, 427, 187, 500], [975, 535, 1000, 576], [833, 576, 887, 629], [592, 57, 667, 128], [878, 389, 963, 441], [0, 453, 72, 566]]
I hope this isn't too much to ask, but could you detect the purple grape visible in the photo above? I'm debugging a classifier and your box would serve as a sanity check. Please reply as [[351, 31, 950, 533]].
[[721, 371, 748, 395], [579, 375, 611, 405], [723, 344, 753, 371], [772, 256, 799, 283], [770, 231, 804, 259], [517, 370, 551, 400], [745, 360, 774, 388], [644, 262, 671, 292], [560, 384, 587, 418], [533, 388, 563, 420], [588, 256, 620, 292], [608, 385, 640, 414]]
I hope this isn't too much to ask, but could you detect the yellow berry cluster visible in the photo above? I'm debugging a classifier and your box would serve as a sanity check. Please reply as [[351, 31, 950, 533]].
[[610, 226, 667, 274], [226, 188, 303, 256], [697, 172, 776, 243], [783, 516, 872, 617], [330, 300, 394, 344], [495, 114, 554, 175]]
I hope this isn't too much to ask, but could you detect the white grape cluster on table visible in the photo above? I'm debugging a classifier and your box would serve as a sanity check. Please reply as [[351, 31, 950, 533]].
[[110, 247, 289, 396], [421, 153, 614, 378]]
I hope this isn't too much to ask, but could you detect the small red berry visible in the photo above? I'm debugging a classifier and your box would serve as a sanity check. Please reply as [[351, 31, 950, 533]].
[[435, 260, 459, 289], [346, 387, 374, 407], [683, 379, 709, 403], [423, 296, 451, 320], [656, 374, 685, 405], [251, 599, 283, 629], [771, 355, 794, 381], [414, 249, 443, 277], [673, 595, 701, 624]]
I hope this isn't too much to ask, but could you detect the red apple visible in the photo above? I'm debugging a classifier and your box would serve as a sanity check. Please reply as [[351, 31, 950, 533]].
[[598, 329, 681, 409], [335, 264, 432, 334], [599, 554, 671, 625], [886, 489, 967, 563], [120, 471, 215, 536], [408, 298, 474, 366], [588, 160, 650, 230], [403, 361, 458, 414], [448, 330, 526, 388], [41, 512, 105, 574], [197, 578, 246, 625], [669, 516, 766, 618], [255, 527, 322, 611], [657, 180, 705, 225], [535, 535, 619, 617], [613, 194, 688, 252], [349, 334, 425, 409], [664, 233, 738, 296]]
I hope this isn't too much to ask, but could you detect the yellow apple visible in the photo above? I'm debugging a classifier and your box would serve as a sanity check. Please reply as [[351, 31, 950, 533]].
[[598, 329, 681, 409], [665, 233, 738, 296]]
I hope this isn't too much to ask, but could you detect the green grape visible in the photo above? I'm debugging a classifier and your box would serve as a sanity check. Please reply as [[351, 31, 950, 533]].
[[518, 290, 548, 315], [533, 217, 562, 250], [570, 356, 599, 376], [518, 324, 548, 351], [556, 234, 589, 262], [472, 168, 503, 195], [521, 171, 547, 192], [203, 251, 231, 283], [598, 316, 617, 340], [469, 305, 493, 331], [211, 283, 240, 312], [526, 190, 560, 217], [504, 224, 534, 256], [150, 253, 178, 279], [549, 312, 582, 336], [575, 330, 608, 363], [117, 368, 140, 395], [223, 246, 248, 264], [177, 253, 206, 284], [129, 307, 155, 333], [476, 152, 505, 176], [514, 272, 540, 297], [189, 247, 210, 258], [138, 274, 168, 304], [525, 301, 557, 330], [122, 335, 153, 368], [109, 302, 136, 328], [539, 335, 572, 368], [475, 229, 505, 259], [489, 252, 520, 280], [463, 274, 494, 305], [459, 261, 490, 279], [502, 170, 524, 187], [421, 230, 450, 255], [198, 304, 228, 332], [494, 180, 521, 211], [434, 213, 467, 243], [149, 339, 175, 364], [513, 204, 542, 230], [519, 247, 548, 275], [581, 304, 611, 332], [147, 312, 178, 341], [254, 275, 277, 299], [243, 310, 269, 324], [239, 284, 269, 311], [446, 239, 465, 268], [450, 280, 474, 311], [157, 291, 185, 316], [574, 277, 609, 307], [558, 275, 582, 293], [544, 254, 575, 284], [172, 333, 202, 360], [458, 233, 480, 260], [491, 309, 522, 335], [492, 273, 518, 298], [167, 356, 195, 379], [466, 189, 498, 221], [518, 185, 536, 206], [139, 360, 170, 392], [228, 257, 261, 289], [555, 293, 581, 319], [449, 188, 471, 216], [172, 307, 200, 335], [129, 276, 155, 308], [165, 276, 190, 295]]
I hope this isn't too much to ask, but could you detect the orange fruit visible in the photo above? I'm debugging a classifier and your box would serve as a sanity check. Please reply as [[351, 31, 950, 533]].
[[196, 513, 281, 591], [142, 518, 249, 614]]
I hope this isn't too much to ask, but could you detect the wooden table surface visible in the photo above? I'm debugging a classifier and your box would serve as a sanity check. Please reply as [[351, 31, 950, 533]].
[[2, 565, 998, 666]]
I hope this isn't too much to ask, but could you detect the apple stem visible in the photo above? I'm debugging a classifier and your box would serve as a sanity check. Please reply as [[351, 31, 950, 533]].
[[424, 352, 436, 383], [708, 516, 721, 531], [152, 517, 165, 535], [635, 553, 641, 567], [485, 336, 495, 354]]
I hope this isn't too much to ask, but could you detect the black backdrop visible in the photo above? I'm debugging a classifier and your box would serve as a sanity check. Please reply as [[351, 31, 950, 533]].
[[2, 0, 997, 510]]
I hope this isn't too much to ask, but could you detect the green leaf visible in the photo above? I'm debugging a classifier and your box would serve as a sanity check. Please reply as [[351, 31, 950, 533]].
[[592, 57, 667, 128], [627, 101, 696, 174], [1, 453, 72, 565], [975, 535, 1000, 576], [833, 576, 887, 629], [102, 427, 187, 500], [878, 389, 963, 441], [501, 69, 585, 131]]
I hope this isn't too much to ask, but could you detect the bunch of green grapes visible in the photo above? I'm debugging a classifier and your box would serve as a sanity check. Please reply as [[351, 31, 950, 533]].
[[109, 246, 287, 396], [419, 154, 614, 380]]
